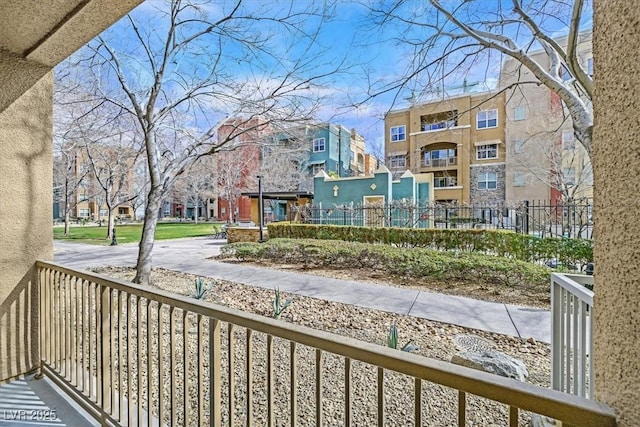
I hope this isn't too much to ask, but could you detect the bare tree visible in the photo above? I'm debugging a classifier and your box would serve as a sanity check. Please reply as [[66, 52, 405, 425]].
[[53, 141, 91, 235], [258, 129, 313, 193], [128, 158, 149, 222], [84, 138, 141, 238], [217, 144, 258, 223], [172, 156, 216, 223], [63, 0, 344, 283], [365, 0, 593, 157], [510, 129, 592, 198]]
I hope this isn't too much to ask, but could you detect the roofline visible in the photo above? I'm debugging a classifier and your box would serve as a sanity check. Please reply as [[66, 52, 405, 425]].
[[385, 89, 503, 116]]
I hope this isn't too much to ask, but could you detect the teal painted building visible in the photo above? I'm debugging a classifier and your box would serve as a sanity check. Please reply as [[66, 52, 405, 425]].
[[312, 166, 434, 227], [306, 123, 352, 178]]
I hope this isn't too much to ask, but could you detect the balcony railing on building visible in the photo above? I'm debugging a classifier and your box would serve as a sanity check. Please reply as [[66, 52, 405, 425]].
[[422, 148, 457, 169], [424, 156, 457, 168], [36, 261, 614, 426]]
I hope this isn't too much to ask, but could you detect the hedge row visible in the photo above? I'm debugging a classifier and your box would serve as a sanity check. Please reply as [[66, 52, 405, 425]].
[[267, 223, 593, 267], [220, 238, 551, 290]]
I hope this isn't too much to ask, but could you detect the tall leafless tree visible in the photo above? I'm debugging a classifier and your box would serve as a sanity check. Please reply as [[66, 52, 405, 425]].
[[365, 0, 593, 157], [53, 141, 91, 235], [84, 138, 142, 238], [62, 0, 344, 283], [172, 156, 217, 223], [258, 128, 313, 193]]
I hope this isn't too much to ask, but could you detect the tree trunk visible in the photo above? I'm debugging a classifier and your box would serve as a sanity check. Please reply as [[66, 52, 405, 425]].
[[64, 207, 70, 236], [133, 189, 162, 284], [107, 208, 115, 240]]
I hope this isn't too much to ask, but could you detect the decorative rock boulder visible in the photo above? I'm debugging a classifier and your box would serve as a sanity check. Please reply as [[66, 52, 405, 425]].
[[451, 350, 529, 382]]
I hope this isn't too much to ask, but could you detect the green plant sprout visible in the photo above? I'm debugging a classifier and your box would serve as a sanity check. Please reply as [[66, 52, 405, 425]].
[[387, 323, 419, 352], [272, 287, 294, 319], [191, 277, 215, 300]]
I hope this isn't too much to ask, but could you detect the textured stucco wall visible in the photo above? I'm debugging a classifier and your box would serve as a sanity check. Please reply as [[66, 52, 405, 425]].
[[313, 169, 393, 208], [0, 53, 53, 381], [593, 2, 640, 425]]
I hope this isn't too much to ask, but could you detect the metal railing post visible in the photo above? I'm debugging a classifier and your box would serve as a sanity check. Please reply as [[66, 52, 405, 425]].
[[100, 284, 111, 422]]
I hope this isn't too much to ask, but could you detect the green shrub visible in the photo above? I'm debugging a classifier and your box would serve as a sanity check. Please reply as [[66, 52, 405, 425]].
[[220, 238, 551, 290], [267, 223, 592, 266]]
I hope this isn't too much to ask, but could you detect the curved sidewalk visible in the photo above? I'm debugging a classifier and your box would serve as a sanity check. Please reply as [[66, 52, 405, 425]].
[[53, 237, 550, 343]]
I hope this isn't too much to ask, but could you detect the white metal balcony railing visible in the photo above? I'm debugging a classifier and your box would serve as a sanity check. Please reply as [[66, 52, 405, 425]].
[[551, 273, 595, 399], [36, 261, 615, 427], [424, 157, 457, 168]]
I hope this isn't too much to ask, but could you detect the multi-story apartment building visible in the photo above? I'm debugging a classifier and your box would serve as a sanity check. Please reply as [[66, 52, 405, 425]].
[[306, 123, 355, 177], [384, 91, 506, 205], [363, 153, 378, 175], [271, 123, 366, 179], [501, 32, 593, 203], [216, 117, 271, 222], [214, 120, 367, 222], [349, 128, 366, 176]]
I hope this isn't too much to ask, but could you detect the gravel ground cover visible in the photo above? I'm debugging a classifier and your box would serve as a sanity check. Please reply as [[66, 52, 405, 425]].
[[90, 266, 551, 426]]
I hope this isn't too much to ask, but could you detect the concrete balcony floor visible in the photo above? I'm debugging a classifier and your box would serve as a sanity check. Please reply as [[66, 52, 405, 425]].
[[0, 373, 97, 426]]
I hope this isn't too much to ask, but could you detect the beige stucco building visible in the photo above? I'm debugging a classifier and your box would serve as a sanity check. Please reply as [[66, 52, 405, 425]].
[[501, 32, 593, 203], [349, 128, 366, 176], [0, 1, 638, 425], [384, 92, 506, 205]]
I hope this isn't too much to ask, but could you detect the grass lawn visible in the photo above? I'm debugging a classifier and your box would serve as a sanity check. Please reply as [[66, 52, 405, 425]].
[[54, 222, 221, 245]]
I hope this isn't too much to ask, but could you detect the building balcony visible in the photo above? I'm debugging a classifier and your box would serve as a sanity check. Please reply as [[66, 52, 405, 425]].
[[21, 261, 615, 426], [420, 156, 458, 173]]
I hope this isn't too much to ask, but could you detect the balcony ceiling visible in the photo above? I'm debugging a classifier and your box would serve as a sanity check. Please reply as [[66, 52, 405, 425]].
[[0, 0, 142, 67]]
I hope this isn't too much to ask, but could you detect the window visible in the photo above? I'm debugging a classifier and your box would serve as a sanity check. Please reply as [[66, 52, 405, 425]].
[[476, 144, 498, 160], [513, 139, 525, 154], [478, 172, 497, 190], [563, 167, 576, 186], [424, 148, 456, 167], [390, 125, 406, 142], [513, 172, 526, 187], [99, 209, 108, 216], [434, 176, 457, 188], [513, 105, 526, 121], [388, 155, 406, 168], [312, 163, 325, 175], [477, 109, 498, 129], [313, 138, 325, 152], [78, 208, 90, 218], [562, 130, 575, 150]]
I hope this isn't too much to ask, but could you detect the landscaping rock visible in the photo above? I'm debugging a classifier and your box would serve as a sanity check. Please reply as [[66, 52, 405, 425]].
[[530, 414, 558, 427], [451, 350, 529, 381]]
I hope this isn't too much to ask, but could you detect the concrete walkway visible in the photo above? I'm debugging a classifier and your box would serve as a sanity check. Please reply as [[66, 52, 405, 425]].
[[53, 237, 551, 343]]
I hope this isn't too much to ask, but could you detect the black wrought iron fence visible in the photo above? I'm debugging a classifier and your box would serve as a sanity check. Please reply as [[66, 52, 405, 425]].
[[288, 199, 593, 239]]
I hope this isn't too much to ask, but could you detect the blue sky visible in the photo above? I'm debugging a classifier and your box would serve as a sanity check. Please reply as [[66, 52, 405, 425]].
[[89, 0, 592, 155]]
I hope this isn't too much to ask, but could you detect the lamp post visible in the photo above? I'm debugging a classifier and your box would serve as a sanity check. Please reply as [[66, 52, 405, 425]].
[[257, 175, 264, 242]]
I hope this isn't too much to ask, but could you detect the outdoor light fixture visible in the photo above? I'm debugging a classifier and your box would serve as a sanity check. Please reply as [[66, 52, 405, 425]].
[[257, 175, 264, 242]]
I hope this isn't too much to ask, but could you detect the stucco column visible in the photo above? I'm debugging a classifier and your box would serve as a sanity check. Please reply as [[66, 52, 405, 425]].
[[592, 2, 640, 425], [0, 49, 53, 381]]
